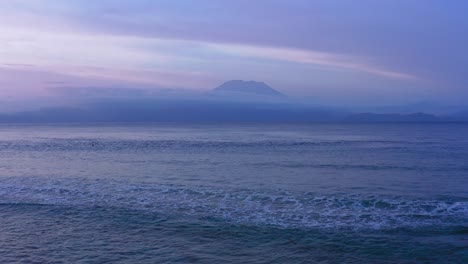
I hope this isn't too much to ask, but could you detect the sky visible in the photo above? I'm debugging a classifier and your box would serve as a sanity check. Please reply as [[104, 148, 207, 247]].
[[1, 0, 467, 111]]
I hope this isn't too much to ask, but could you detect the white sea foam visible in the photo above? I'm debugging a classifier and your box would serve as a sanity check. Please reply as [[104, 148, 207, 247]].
[[0, 176, 466, 230]]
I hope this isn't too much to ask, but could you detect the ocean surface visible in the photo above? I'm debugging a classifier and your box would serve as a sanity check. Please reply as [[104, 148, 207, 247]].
[[0, 123, 467, 263]]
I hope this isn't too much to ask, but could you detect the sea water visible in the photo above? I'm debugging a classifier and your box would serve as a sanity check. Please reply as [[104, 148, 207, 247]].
[[0, 123, 467, 263]]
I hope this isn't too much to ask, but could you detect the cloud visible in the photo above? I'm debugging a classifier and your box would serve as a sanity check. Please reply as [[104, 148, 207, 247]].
[[0, 0, 422, 81], [0, 21, 417, 94], [208, 43, 418, 80]]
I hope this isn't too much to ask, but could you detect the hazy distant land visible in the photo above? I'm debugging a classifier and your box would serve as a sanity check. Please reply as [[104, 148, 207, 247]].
[[1, 81, 467, 123]]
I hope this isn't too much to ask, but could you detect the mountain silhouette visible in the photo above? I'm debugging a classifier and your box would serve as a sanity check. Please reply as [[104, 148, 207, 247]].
[[212, 80, 286, 97]]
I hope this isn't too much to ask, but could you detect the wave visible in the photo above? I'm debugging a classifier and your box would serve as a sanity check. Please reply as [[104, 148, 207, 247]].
[[0, 177, 466, 230]]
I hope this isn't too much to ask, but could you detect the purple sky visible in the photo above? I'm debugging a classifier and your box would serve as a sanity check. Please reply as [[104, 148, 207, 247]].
[[1, 0, 467, 109]]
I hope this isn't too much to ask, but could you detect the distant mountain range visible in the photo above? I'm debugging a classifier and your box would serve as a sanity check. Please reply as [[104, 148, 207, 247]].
[[0, 80, 467, 123]]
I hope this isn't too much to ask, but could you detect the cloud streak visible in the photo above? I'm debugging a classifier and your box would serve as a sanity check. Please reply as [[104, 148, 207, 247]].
[[0, 21, 417, 90], [209, 44, 418, 80]]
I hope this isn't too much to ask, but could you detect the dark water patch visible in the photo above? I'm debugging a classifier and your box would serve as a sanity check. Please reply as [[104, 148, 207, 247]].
[[0, 204, 466, 263], [249, 161, 468, 172]]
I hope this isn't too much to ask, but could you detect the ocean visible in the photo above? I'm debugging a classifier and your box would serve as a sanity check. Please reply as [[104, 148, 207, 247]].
[[0, 123, 467, 263]]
